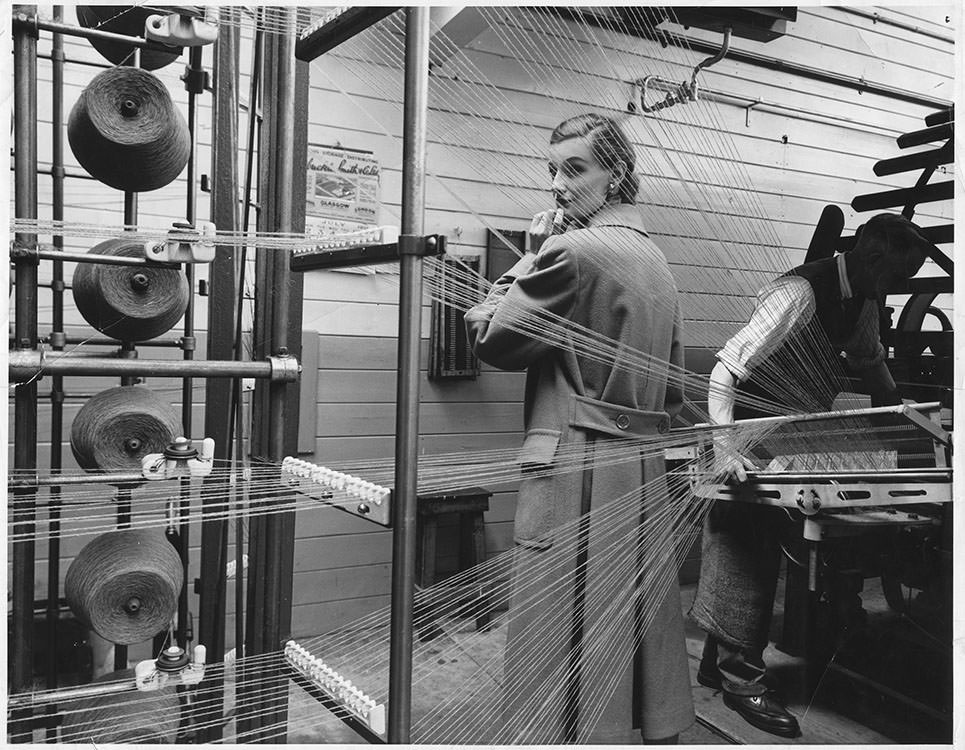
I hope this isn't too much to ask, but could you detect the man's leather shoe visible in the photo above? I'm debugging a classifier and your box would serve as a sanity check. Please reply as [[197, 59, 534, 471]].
[[722, 689, 801, 738]]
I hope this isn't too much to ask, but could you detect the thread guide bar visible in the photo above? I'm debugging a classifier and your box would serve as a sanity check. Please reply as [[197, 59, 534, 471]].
[[284, 640, 386, 742], [281, 457, 392, 526], [290, 230, 445, 272]]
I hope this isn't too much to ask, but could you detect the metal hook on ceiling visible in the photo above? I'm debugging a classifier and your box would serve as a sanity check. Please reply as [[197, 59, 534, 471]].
[[633, 26, 732, 114]]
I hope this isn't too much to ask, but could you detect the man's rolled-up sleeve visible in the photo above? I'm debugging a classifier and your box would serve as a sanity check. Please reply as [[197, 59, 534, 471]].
[[717, 276, 814, 382], [465, 238, 579, 370]]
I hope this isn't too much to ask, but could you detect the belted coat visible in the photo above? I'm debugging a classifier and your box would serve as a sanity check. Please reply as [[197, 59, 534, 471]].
[[465, 202, 695, 743]]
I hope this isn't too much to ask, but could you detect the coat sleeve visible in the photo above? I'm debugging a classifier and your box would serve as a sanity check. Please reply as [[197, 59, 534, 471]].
[[465, 238, 579, 370], [665, 299, 685, 421]]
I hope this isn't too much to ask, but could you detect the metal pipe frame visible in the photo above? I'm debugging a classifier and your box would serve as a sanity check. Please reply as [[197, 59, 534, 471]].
[[11, 7, 39, 740], [173, 43, 205, 663], [8, 350, 296, 380], [235, 6, 263, 667], [242, 8, 299, 741], [9, 472, 147, 488], [387, 7, 430, 743], [13, 11, 182, 53], [7, 679, 135, 710], [45, 7, 66, 715], [197, 9, 241, 740], [19, 247, 164, 266]]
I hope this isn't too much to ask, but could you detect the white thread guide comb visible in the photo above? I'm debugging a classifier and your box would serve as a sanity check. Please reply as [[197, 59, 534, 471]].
[[281, 457, 392, 526], [293, 225, 399, 256], [284, 640, 386, 737]]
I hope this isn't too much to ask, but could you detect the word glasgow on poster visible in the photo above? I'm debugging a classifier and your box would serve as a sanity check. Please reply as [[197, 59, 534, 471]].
[[305, 144, 381, 229]]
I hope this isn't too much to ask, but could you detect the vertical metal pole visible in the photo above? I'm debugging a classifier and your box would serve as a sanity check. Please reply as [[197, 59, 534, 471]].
[[265, 11, 297, 741], [387, 7, 430, 743], [235, 10, 263, 665], [46, 9, 66, 715], [12, 5, 39, 741], [177, 44, 205, 654], [198, 10, 240, 741], [245, 8, 299, 741]]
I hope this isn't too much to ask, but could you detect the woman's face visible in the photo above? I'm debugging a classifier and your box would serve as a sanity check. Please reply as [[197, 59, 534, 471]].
[[547, 136, 613, 223]]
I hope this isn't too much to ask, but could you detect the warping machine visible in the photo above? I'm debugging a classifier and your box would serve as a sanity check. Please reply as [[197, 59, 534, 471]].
[[8, 4, 452, 744], [7, 3, 956, 746]]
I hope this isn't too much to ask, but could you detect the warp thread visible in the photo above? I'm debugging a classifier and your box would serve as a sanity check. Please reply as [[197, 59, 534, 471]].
[[58, 668, 181, 743], [70, 385, 183, 473], [75, 6, 183, 71], [65, 529, 183, 646], [72, 238, 190, 341], [68, 66, 190, 192]]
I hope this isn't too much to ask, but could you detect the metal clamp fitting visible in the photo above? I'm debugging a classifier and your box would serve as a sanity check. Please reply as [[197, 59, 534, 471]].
[[397, 233, 447, 257], [268, 355, 301, 383], [144, 11, 218, 47], [9, 242, 39, 264], [144, 221, 217, 264]]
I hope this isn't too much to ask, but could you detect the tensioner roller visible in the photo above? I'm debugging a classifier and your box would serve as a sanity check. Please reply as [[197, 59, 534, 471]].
[[65, 529, 184, 646], [68, 66, 190, 192], [72, 238, 190, 341], [58, 668, 180, 743], [76, 6, 182, 71], [70, 385, 183, 473]]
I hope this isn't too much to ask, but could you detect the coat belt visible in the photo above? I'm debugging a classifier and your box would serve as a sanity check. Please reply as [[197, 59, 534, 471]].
[[568, 395, 670, 439]]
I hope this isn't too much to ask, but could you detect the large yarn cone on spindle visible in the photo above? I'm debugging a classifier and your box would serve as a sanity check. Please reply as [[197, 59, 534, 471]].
[[71, 385, 183, 472], [65, 530, 184, 646], [76, 6, 182, 71], [59, 669, 180, 743], [72, 238, 190, 341], [68, 66, 190, 192]]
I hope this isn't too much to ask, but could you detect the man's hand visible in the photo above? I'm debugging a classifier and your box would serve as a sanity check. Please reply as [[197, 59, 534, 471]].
[[711, 430, 755, 484], [529, 208, 564, 253]]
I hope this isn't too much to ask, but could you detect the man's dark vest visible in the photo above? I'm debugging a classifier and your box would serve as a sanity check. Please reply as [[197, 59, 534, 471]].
[[736, 256, 866, 418]]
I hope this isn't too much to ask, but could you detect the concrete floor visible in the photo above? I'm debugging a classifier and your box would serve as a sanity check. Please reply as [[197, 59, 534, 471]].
[[275, 575, 950, 745]]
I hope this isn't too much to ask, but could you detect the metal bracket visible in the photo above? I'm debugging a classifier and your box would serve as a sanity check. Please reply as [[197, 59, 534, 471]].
[[141, 437, 216, 480], [144, 10, 218, 47], [144, 221, 217, 264], [633, 27, 732, 114], [268, 354, 301, 382], [9, 242, 39, 264], [398, 233, 447, 257], [135, 645, 207, 692]]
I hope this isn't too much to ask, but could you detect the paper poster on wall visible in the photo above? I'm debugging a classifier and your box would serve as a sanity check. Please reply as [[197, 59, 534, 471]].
[[305, 144, 381, 227]]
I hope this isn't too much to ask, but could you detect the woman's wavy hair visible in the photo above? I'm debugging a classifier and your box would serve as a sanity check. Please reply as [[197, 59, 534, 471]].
[[550, 113, 639, 204]]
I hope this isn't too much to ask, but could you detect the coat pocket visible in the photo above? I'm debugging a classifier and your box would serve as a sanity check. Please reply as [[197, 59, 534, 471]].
[[515, 429, 562, 549]]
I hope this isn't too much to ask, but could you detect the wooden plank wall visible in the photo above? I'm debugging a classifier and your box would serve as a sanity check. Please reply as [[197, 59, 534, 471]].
[[9, 6, 956, 651]]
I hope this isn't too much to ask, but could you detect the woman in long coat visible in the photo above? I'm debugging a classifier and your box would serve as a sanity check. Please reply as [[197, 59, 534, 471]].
[[466, 113, 694, 744]]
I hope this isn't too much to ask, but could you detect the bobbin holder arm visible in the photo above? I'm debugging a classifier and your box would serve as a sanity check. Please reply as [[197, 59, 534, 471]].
[[5, 645, 207, 713], [290, 233, 446, 272], [144, 221, 218, 263], [142, 436, 216, 480], [135, 644, 207, 692]]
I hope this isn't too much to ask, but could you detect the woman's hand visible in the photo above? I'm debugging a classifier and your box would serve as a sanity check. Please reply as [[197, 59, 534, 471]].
[[529, 208, 565, 253]]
